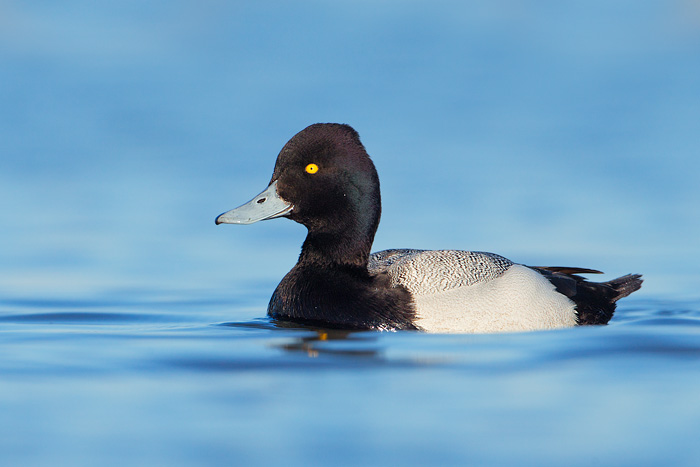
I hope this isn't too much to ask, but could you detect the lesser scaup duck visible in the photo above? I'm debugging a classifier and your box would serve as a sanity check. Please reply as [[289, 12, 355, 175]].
[[216, 123, 642, 333]]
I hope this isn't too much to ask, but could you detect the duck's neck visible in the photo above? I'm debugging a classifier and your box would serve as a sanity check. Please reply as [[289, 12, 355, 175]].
[[299, 224, 375, 269], [298, 198, 380, 270]]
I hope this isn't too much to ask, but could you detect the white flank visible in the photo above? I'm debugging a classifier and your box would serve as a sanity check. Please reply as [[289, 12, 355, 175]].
[[413, 264, 577, 333]]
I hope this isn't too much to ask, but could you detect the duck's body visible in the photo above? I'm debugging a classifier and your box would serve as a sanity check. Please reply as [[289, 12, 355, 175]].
[[370, 249, 639, 333], [217, 123, 642, 333]]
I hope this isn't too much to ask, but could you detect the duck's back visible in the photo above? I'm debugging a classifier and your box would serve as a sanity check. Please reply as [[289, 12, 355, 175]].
[[369, 249, 578, 333], [369, 249, 514, 293]]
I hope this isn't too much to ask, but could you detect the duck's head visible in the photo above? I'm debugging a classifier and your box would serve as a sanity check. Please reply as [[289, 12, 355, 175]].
[[216, 123, 382, 244]]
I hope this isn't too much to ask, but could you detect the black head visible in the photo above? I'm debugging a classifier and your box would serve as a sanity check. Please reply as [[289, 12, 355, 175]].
[[271, 123, 381, 239], [216, 123, 383, 267]]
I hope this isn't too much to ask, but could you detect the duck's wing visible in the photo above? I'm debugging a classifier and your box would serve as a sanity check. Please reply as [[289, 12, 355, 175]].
[[368, 249, 514, 295]]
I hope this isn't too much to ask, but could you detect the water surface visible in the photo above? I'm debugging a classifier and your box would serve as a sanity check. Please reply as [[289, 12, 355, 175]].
[[2, 293, 700, 466]]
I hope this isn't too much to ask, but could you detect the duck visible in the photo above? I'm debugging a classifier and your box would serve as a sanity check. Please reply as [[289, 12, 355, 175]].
[[216, 123, 642, 333]]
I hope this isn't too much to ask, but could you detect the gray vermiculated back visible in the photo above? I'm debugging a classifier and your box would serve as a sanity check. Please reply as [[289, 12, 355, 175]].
[[368, 249, 513, 295]]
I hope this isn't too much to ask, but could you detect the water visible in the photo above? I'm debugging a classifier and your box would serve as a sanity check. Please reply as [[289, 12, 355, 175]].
[[2, 1, 700, 466], [3, 295, 700, 466]]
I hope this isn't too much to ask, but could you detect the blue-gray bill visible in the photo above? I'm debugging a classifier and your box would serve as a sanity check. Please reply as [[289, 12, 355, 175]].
[[215, 180, 294, 225]]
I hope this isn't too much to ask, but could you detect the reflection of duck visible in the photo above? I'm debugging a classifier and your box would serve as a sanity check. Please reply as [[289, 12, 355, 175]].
[[276, 329, 380, 359], [217, 124, 642, 333]]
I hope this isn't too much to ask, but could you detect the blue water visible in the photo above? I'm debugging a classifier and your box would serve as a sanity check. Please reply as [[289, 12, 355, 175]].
[[2, 1, 700, 466]]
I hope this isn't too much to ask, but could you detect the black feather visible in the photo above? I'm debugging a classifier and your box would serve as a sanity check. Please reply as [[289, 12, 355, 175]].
[[533, 268, 643, 325]]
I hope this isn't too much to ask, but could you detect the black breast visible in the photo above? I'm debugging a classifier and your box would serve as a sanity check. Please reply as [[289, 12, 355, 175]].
[[268, 265, 418, 330]]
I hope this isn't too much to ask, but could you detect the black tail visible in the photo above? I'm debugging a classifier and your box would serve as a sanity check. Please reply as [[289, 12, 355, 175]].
[[606, 274, 643, 302], [533, 268, 643, 325]]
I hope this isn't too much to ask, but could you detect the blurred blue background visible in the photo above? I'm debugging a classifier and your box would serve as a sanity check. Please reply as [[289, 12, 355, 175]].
[[2, 2, 700, 466], [2, 0, 699, 298]]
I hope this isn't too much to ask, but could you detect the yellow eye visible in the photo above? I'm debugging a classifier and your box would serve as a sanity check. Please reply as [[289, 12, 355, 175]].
[[305, 163, 319, 174]]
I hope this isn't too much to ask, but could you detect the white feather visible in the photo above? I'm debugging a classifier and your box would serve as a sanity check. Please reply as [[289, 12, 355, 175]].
[[413, 265, 577, 333]]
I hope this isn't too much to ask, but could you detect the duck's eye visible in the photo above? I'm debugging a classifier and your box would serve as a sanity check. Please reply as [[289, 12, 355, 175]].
[[305, 163, 319, 174]]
